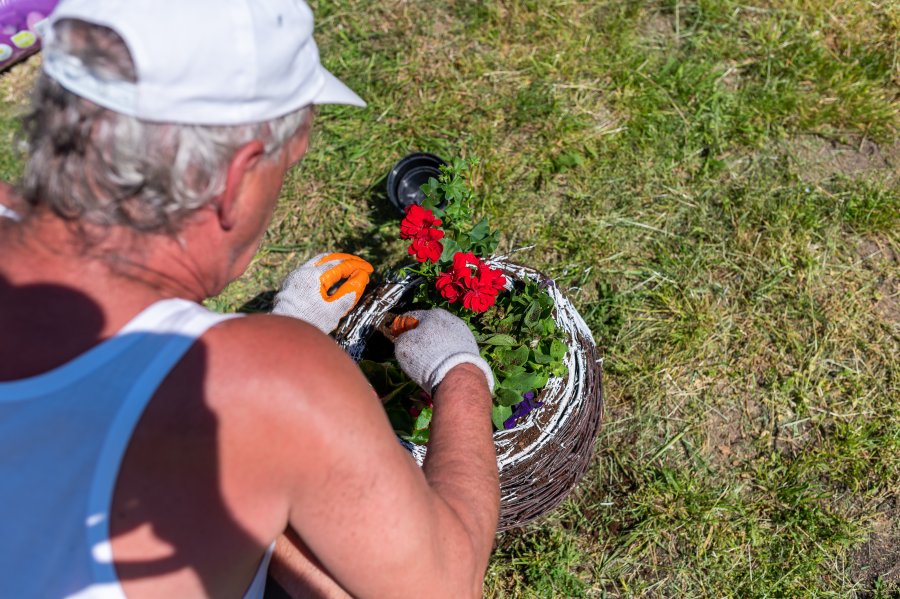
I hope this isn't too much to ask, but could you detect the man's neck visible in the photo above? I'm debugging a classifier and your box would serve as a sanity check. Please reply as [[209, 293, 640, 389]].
[[1, 212, 222, 330], [0, 212, 230, 380]]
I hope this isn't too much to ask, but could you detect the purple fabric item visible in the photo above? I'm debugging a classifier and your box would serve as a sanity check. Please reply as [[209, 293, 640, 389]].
[[0, 0, 57, 72]]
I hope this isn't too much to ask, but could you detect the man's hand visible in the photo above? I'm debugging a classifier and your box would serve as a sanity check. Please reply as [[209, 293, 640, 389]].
[[393, 308, 494, 394], [273, 253, 373, 333]]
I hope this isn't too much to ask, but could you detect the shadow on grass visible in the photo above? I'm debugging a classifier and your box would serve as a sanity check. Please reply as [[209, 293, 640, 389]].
[[239, 173, 404, 315], [321, 171, 411, 278]]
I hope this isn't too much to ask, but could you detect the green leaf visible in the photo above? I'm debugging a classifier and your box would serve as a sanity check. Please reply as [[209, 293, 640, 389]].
[[540, 316, 557, 336], [483, 231, 500, 255], [358, 359, 388, 388], [523, 300, 542, 328], [538, 290, 554, 310], [385, 402, 414, 436], [442, 175, 466, 202], [501, 371, 548, 394], [380, 380, 420, 405], [420, 179, 444, 215], [492, 404, 513, 429], [495, 388, 522, 407], [405, 428, 430, 445], [414, 407, 433, 431], [550, 339, 567, 361], [498, 313, 518, 330], [439, 237, 462, 262], [551, 363, 569, 378], [531, 345, 552, 365], [468, 218, 491, 241], [480, 333, 517, 346], [422, 177, 441, 198], [498, 364, 526, 378], [495, 345, 530, 368]]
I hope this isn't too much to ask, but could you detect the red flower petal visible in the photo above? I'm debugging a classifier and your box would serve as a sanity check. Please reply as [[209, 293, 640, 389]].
[[473, 262, 506, 295], [436, 272, 462, 302], [462, 288, 495, 312], [408, 237, 443, 263], [418, 227, 444, 242], [451, 251, 481, 287], [400, 205, 442, 240]]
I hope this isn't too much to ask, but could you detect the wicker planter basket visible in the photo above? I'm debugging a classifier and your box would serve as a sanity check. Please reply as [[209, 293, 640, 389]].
[[334, 259, 603, 531]]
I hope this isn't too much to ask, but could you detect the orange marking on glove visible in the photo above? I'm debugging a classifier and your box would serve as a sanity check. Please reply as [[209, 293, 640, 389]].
[[319, 259, 372, 304], [316, 253, 373, 273], [389, 314, 420, 337], [326, 269, 369, 306]]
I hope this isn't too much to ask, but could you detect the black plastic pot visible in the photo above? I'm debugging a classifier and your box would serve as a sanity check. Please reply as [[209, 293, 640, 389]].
[[385, 152, 447, 214]]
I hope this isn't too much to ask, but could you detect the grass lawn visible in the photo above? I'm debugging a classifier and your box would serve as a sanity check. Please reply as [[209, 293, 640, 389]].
[[2, 0, 898, 596]]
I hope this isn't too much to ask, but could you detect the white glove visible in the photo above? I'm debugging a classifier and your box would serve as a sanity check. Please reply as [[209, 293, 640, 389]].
[[393, 309, 494, 394], [273, 253, 373, 334]]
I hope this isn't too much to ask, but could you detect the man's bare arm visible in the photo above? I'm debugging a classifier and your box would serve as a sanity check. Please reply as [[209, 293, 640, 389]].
[[422, 363, 499, 597], [267, 362, 496, 599], [238, 314, 498, 598]]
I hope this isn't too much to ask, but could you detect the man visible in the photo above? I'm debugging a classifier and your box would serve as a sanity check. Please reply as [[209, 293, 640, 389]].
[[0, 0, 499, 597]]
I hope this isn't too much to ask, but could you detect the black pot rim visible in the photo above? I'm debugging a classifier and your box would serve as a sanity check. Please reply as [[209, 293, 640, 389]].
[[386, 152, 447, 214]]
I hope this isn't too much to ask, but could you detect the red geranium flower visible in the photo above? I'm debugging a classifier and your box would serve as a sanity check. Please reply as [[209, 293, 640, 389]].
[[436, 271, 463, 302], [435, 252, 507, 313], [462, 287, 497, 312], [475, 261, 506, 294], [400, 205, 442, 240], [451, 252, 480, 285], [400, 205, 444, 263], [408, 231, 443, 263]]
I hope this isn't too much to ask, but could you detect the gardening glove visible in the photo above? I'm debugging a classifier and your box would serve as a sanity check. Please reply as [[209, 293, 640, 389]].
[[393, 309, 494, 394], [273, 253, 373, 334]]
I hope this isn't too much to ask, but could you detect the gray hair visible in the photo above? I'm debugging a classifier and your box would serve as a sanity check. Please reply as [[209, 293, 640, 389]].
[[21, 19, 311, 233]]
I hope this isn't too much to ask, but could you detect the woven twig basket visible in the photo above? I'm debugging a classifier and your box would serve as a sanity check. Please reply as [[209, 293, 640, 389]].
[[334, 259, 603, 531]]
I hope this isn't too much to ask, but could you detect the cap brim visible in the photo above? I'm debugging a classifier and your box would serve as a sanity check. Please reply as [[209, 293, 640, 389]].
[[314, 69, 366, 108]]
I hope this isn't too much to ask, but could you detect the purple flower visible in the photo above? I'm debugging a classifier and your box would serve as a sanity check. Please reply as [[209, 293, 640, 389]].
[[503, 392, 544, 430]]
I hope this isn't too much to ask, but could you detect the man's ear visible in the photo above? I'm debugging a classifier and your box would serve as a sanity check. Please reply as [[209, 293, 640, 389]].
[[217, 140, 266, 230]]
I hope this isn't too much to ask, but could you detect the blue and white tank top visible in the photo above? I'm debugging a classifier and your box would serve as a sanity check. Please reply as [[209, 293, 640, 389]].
[[0, 299, 273, 598]]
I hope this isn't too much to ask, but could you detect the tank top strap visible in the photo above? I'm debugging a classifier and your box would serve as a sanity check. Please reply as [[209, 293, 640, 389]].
[[86, 299, 241, 590], [118, 297, 237, 337]]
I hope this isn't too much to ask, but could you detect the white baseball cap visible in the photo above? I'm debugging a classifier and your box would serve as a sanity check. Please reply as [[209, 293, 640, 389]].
[[41, 0, 366, 125]]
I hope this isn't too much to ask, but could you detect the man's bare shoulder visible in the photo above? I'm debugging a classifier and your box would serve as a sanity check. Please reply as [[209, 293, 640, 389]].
[[192, 313, 387, 451], [198, 313, 373, 408], [174, 313, 389, 501], [203, 313, 339, 366]]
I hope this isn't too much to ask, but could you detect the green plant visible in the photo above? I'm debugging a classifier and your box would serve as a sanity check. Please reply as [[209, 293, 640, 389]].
[[361, 158, 568, 442]]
